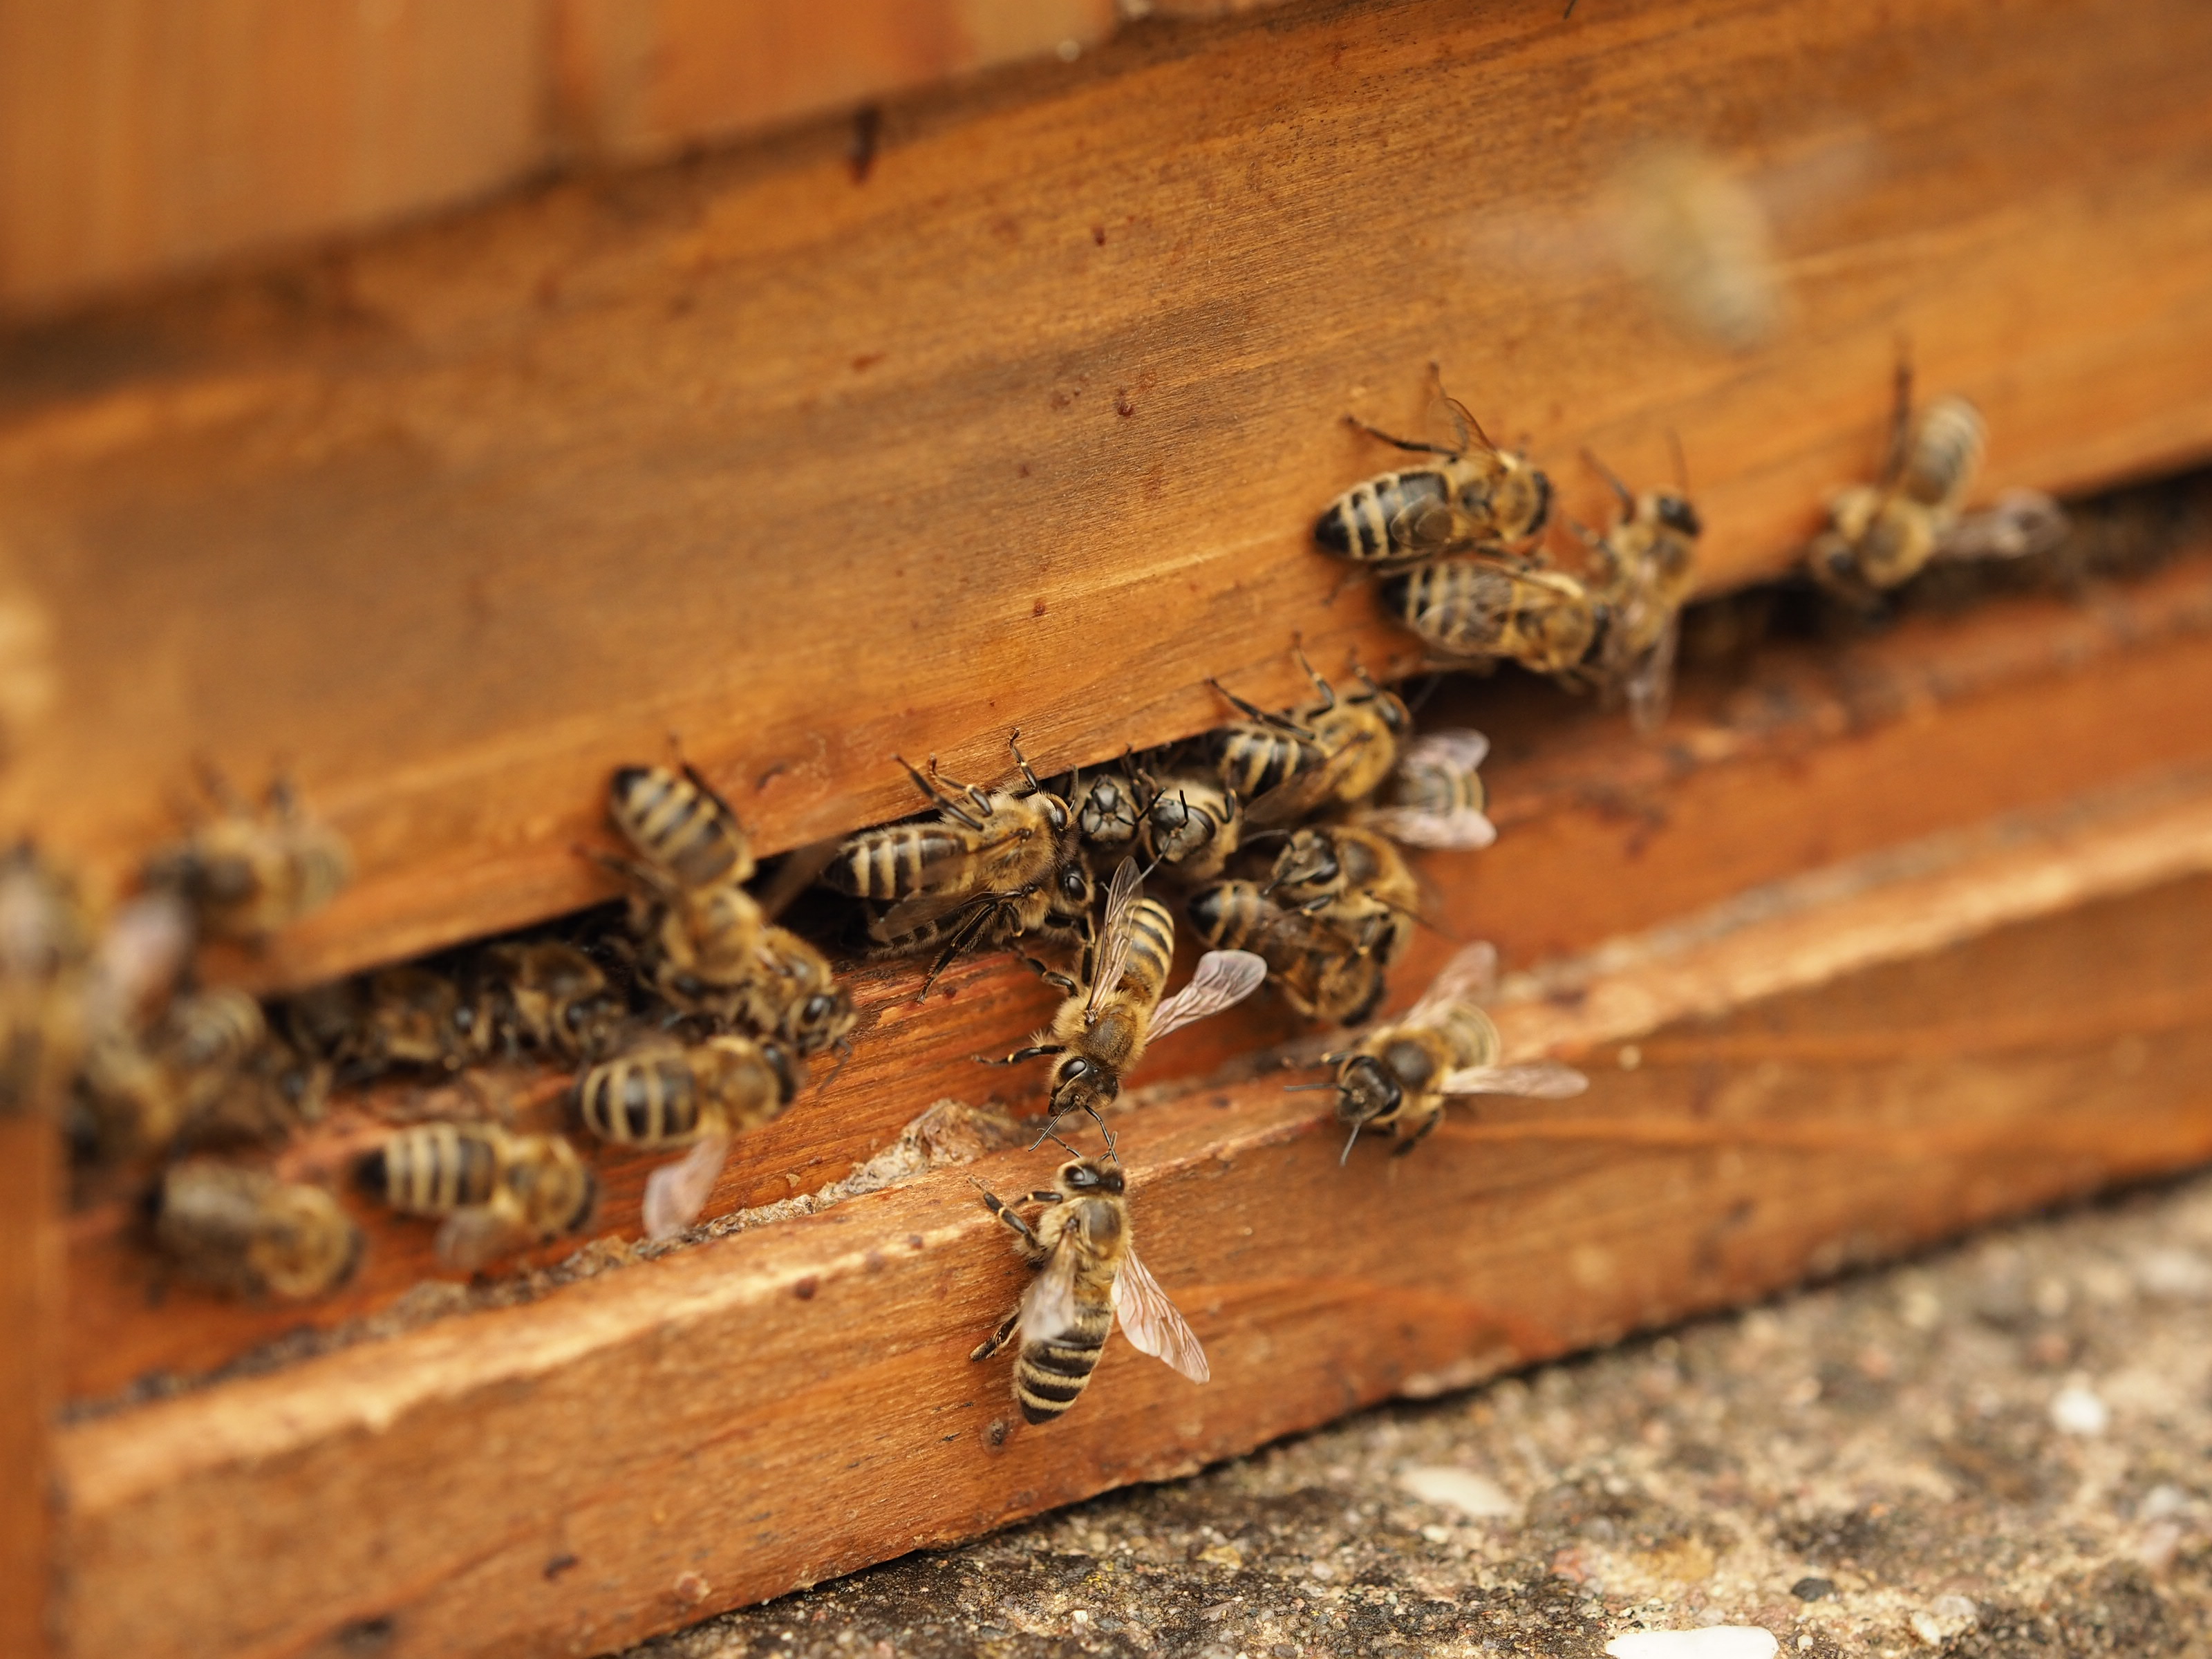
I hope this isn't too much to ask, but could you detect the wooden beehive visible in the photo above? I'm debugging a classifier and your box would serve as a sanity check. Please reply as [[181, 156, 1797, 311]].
[[6, 1, 2212, 1654]]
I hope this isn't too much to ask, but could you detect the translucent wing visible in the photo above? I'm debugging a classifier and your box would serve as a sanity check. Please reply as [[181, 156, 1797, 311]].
[[1400, 729, 1490, 773], [434, 1204, 525, 1272], [1439, 1061, 1590, 1098], [874, 887, 1005, 940], [1402, 941, 1499, 1028], [1085, 857, 1145, 1015], [1110, 1243, 1209, 1382], [754, 836, 844, 921], [641, 1131, 731, 1241], [1241, 736, 1369, 830], [1150, 950, 1268, 1042], [1017, 1244, 1083, 1347], [1621, 611, 1680, 734], [85, 891, 194, 1028], [1362, 804, 1497, 850], [1934, 491, 2069, 562], [1391, 498, 1488, 556]]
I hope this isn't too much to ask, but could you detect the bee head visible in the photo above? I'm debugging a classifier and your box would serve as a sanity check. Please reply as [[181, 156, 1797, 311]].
[[1335, 1053, 1403, 1127], [1267, 830, 1338, 898], [1079, 777, 1139, 844], [1653, 493, 1702, 538], [1054, 864, 1093, 910], [1059, 1158, 1125, 1197], [794, 989, 853, 1053], [1050, 1053, 1121, 1113], [1367, 688, 1412, 734]]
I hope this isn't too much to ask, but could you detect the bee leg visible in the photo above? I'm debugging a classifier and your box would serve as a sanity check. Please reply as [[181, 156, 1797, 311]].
[[1014, 955, 1080, 995], [1007, 729, 1042, 793], [1209, 679, 1311, 736], [1343, 414, 1461, 458], [971, 1304, 1024, 1362], [981, 1042, 1064, 1067], [1389, 1112, 1442, 1156], [897, 754, 986, 830], [1882, 350, 1915, 489], [1291, 644, 1335, 711]]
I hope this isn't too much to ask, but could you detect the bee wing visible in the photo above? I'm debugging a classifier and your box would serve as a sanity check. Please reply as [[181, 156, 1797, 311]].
[[1239, 736, 1371, 830], [1085, 857, 1146, 1015], [1017, 1243, 1084, 1347], [641, 1131, 732, 1241], [1620, 611, 1680, 734], [753, 836, 843, 922], [1361, 804, 1498, 851], [1148, 949, 1268, 1042], [1391, 497, 1487, 556], [874, 888, 1002, 939], [1401, 729, 1490, 773], [1110, 1243, 1210, 1382], [1402, 941, 1500, 1028], [434, 1204, 526, 1273], [1440, 1061, 1590, 1098], [1934, 491, 2069, 563]]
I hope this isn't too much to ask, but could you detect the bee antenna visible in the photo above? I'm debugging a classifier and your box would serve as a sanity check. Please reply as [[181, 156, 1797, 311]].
[[1282, 1082, 1338, 1092], [1339, 1123, 1363, 1166]]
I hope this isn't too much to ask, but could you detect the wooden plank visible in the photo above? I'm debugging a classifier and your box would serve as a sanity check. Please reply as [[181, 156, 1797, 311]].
[[0, 0, 547, 319], [55, 535, 2212, 1403], [551, 0, 1120, 163], [53, 810, 2212, 1658], [1, 0, 2210, 988], [0, 1118, 58, 1659]]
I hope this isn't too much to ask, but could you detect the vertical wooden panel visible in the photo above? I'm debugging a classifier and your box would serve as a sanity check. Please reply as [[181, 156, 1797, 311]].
[[0, 0, 546, 317], [0, 1117, 58, 1658]]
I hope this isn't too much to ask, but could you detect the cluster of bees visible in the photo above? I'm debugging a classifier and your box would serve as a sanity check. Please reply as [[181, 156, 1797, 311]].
[[0, 358, 2066, 1424]]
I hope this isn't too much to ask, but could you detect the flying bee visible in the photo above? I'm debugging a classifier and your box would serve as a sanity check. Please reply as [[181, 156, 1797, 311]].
[[1262, 825, 1423, 963], [1808, 361, 2067, 601], [578, 1032, 798, 1238], [359, 1121, 599, 1268], [153, 1159, 363, 1300], [1573, 448, 1704, 730], [1382, 557, 1604, 678], [0, 842, 91, 1120], [970, 1154, 1208, 1423], [1356, 730, 1497, 851], [142, 770, 352, 940], [1315, 369, 1553, 565], [1187, 881, 1389, 1026], [993, 859, 1267, 1145], [1301, 942, 1588, 1160], [475, 940, 628, 1062], [608, 760, 755, 890]]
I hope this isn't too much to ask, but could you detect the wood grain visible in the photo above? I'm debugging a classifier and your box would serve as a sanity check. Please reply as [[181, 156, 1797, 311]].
[[57, 541, 2212, 1404], [53, 856, 2212, 1659], [0, 1118, 57, 1659], [1, 0, 2209, 988], [0, 0, 547, 317]]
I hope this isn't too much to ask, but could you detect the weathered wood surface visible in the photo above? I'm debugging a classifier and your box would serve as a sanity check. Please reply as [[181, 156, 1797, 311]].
[[0, 1117, 57, 1659], [1, 0, 2210, 989], [53, 837, 2212, 1659], [58, 538, 2212, 1403]]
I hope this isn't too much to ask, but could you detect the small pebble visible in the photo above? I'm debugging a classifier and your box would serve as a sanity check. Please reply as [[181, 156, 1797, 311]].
[[1606, 1629, 1779, 1658], [1397, 1465, 1517, 1518], [1789, 1577, 1835, 1602], [2050, 1382, 2110, 1436]]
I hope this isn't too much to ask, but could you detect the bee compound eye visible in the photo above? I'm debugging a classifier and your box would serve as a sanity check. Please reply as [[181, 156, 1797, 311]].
[[804, 994, 834, 1022]]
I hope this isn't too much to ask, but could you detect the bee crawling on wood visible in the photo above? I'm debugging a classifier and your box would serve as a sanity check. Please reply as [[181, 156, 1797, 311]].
[[1187, 879, 1389, 1027], [154, 1159, 364, 1300], [989, 859, 1268, 1149], [1315, 366, 1553, 566], [142, 767, 352, 941], [359, 1121, 599, 1268], [1808, 359, 2067, 603], [1570, 447, 1704, 730], [970, 1152, 1208, 1423], [1261, 823, 1424, 964], [1293, 942, 1588, 1161]]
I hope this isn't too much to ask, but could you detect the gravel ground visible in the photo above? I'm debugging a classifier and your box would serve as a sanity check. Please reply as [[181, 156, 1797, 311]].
[[626, 1172, 2212, 1659]]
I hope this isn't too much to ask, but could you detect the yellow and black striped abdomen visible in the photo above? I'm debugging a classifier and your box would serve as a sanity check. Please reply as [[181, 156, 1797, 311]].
[[1013, 1300, 1113, 1423], [1314, 467, 1459, 564], [826, 825, 968, 900], [1214, 727, 1322, 800], [610, 765, 750, 889], [578, 1052, 702, 1147], [369, 1122, 503, 1215], [1904, 396, 1987, 510], [1117, 899, 1177, 1002]]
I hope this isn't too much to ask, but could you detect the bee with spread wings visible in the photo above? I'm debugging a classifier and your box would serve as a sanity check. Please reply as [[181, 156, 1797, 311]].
[[971, 1154, 1208, 1423], [993, 858, 1268, 1147], [1304, 941, 1588, 1161], [1356, 729, 1498, 850]]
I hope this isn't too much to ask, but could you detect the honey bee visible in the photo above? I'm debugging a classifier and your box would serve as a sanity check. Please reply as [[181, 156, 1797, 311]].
[[578, 1032, 798, 1238], [1315, 371, 1553, 565], [475, 940, 628, 1062], [1062, 762, 1149, 870], [863, 859, 1096, 995], [1186, 881, 1389, 1026], [993, 859, 1267, 1145], [75, 983, 274, 1158], [0, 843, 91, 1119], [1295, 659, 1412, 807], [153, 1159, 364, 1300], [359, 1121, 599, 1268], [340, 966, 494, 1076], [657, 923, 854, 1058], [1575, 449, 1703, 729], [1307, 942, 1587, 1160], [1808, 362, 2066, 600], [608, 761, 755, 890], [1138, 770, 1246, 883], [142, 771, 352, 940], [1262, 825, 1423, 963], [1357, 730, 1497, 850], [970, 1155, 1208, 1423], [827, 732, 1076, 912], [1381, 557, 1604, 677]]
